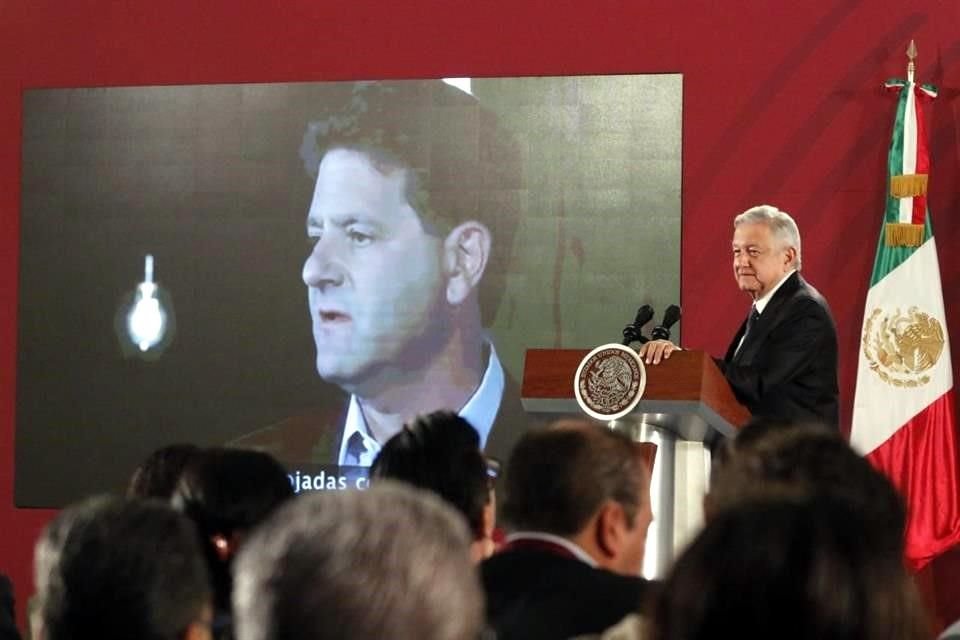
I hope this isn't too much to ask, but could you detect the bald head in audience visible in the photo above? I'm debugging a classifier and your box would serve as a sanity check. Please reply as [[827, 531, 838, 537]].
[[232, 482, 483, 640]]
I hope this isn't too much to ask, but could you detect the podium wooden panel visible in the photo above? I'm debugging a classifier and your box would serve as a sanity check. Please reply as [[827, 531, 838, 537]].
[[521, 349, 749, 442]]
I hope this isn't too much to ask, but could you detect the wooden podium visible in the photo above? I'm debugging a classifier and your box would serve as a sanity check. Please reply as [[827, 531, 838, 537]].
[[520, 348, 749, 575]]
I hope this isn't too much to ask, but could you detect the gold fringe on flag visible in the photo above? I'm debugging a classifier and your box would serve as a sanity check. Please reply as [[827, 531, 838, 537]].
[[890, 173, 928, 198], [885, 222, 924, 247]]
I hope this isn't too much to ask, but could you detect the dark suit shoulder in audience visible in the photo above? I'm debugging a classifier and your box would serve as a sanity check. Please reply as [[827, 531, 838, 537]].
[[481, 549, 649, 640]]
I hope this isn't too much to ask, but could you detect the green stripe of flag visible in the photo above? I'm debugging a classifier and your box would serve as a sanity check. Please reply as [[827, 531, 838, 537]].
[[869, 213, 934, 287]]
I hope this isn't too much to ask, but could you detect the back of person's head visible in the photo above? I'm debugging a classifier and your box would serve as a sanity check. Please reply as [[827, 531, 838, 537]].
[[127, 443, 200, 499], [171, 447, 294, 539], [171, 448, 295, 623], [707, 419, 906, 556], [33, 496, 211, 640], [502, 420, 650, 535], [370, 411, 491, 540], [232, 482, 483, 640], [651, 497, 928, 640]]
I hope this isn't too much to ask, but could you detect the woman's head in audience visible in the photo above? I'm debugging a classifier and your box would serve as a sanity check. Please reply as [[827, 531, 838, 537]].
[[651, 497, 928, 640], [707, 419, 906, 556], [127, 443, 200, 499], [171, 448, 295, 631], [370, 411, 495, 562]]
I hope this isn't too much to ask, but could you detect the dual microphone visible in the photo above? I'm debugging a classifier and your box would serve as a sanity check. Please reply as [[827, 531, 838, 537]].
[[622, 304, 681, 346]]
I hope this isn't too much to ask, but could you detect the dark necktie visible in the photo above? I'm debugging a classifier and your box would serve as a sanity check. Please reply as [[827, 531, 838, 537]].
[[744, 304, 760, 339], [735, 305, 760, 358], [345, 432, 368, 465]]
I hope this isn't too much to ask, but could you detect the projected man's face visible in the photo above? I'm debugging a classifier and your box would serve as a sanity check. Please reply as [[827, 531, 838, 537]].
[[302, 148, 447, 391]]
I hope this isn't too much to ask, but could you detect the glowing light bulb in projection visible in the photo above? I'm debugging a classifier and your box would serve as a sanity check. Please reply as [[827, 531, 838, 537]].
[[126, 255, 167, 352]]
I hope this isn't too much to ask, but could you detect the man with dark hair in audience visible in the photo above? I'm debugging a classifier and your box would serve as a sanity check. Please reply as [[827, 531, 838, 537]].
[[650, 497, 928, 640], [232, 482, 484, 640], [171, 447, 295, 640], [127, 443, 200, 499], [584, 419, 927, 640], [370, 410, 497, 562], [32, 496, 212, 640], [481, 419, 654, 640], [232, 79, 526, 469], [706, 418, 906, 555]]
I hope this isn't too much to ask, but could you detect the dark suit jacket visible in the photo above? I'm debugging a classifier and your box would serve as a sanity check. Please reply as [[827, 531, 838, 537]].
[[480, 548, 651, 640], [229, 373, 531, 469], [716, 272, 839, 427]]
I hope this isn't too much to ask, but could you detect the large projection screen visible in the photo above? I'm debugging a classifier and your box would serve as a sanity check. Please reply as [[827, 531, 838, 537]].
[[17, 75, 682, 507]]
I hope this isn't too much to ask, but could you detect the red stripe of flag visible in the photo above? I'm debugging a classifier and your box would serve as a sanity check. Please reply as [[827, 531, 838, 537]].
[[912, 86, 932, 225], [866, 389, 960, 570]]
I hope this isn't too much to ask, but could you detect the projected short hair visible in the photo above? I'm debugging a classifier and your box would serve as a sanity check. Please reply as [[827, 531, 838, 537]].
[[370, 411, 490, 540], [502, 420, 650, 535], [299, 80, 522, 325], [734, 204, 802, 270], [233, 482, 483, 640], [33, 496, 210, 640]]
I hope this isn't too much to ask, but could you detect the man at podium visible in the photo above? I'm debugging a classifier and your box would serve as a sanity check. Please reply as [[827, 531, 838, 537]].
[[641, 205, 839, 427]]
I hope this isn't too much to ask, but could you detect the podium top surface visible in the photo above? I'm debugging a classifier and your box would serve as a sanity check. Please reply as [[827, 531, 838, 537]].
[[521, 348, 749, 442]]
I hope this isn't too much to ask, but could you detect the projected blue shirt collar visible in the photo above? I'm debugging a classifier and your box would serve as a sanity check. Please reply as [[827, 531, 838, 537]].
[[338, 338, 506, 466]]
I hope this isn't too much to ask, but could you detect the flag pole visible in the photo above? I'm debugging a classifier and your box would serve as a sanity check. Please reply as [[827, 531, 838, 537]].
[[907, 39, 917, 83]]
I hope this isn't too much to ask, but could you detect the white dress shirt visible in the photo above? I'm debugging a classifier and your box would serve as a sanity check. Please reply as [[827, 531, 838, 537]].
[[338, 339, 506, 466]]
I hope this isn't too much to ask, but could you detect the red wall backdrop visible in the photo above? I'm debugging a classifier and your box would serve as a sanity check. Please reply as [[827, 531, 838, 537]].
[[2, 0, 959, 631]]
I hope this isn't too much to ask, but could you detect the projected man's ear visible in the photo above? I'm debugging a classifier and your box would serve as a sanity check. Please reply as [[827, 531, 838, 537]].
[[444, 221, 492, 307]]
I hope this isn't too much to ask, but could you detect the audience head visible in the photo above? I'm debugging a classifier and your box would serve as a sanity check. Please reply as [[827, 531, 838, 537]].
[[171, 448, 295, 621], [127, 443, 200, 499], [232, 482, 483, 640], [33, 496, 211, 640], [502, 419, 652, 575], [651, 497, 928, 640], [370, 411, 495, 560], [707, 419, 906, 556]]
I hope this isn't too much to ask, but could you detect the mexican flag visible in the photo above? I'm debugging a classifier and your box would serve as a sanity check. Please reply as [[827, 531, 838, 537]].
[[850, 72, 960, 570]]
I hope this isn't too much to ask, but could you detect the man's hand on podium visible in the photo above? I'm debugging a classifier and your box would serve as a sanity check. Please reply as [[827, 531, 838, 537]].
[[638, 339, 680, 365]]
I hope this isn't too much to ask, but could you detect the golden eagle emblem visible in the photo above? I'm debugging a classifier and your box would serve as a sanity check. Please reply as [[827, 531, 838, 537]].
[[862, 306, 944, 387]]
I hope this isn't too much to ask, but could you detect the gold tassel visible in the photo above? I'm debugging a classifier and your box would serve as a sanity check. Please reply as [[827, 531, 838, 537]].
[[890, 174, 928, 198], [885, 223, 924, 247]]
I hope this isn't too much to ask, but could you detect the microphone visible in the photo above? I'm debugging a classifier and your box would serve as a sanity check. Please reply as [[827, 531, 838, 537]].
[[622, 304, 654, 346], [650, 305, 681, 341]]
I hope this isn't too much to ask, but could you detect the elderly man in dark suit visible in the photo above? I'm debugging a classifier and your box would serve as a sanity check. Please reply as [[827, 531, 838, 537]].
[[481, 420, 654, 640], [641, 204, 839, 427]]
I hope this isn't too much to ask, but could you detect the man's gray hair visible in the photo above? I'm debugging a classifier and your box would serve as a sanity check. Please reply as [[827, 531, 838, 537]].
[[233, 482, 484, 640], [734, 204, 802, 270]]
